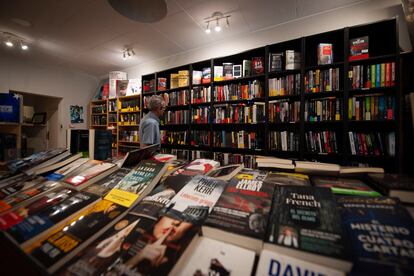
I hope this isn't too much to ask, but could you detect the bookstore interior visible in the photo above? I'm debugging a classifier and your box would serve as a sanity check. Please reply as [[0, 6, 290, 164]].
[[1, 1, 414, 275]]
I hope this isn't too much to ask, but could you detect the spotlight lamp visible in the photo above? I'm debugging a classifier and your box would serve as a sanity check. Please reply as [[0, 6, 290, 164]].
[[122, 47, 136, 60], [203, 11, 231, 34], [1, 31, 29, 51]]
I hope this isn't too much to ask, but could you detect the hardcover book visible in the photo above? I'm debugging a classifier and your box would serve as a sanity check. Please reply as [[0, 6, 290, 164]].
[[256, 249, 345, 276], [252, 57, 264, 75], [337, 196, 414, 275], [171, 236, 256, 276], [27, 199, 127, 273], [269, 52, 284, 72], [265, 172, 310, 186], [45, 157, 89, 181], [285, 50, 301, 70], [214, 66, 224, 81], [366, 173, 414, 204], [206, 163, 244, 181], [202, 67, 211, 84], [192, 70, 202, 85], [1, 188, 100, 249], [203, 169, 273, 253], [264, 186, 352, 272], [223, 62, 234, 80], [312, 176, 381, 197], [349, 36, 369, 61]]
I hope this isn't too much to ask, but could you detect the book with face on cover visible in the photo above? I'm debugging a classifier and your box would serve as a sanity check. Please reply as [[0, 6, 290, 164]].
[[264, 186, 352, 272], [171, 236, 256, 276], [203, 169, 273, 253]]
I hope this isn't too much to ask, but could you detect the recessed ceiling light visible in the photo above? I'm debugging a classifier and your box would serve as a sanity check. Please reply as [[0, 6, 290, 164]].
[[5, 41, 13, 47]]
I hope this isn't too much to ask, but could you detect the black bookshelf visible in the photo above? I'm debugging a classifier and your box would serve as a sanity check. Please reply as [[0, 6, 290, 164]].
[[141, 18, 401, 172]]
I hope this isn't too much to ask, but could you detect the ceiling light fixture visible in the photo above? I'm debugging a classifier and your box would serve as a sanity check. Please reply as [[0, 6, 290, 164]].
[[1, 31, 30, 51], [122, 47, 136, 60], [203, 11, 231, 34]]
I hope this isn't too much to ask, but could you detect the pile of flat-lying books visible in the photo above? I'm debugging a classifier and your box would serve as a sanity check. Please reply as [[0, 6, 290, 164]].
[[0, 150, 413, 276]]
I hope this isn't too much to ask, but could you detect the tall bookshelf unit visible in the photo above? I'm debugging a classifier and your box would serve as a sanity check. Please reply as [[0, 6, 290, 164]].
[[141, 18, 402, 172], [90, 94, 141, 156]]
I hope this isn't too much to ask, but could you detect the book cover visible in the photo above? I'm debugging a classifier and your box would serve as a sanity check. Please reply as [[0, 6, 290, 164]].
[[192, 70, 202, 85], [27, 199, 127, 272], [269, 52, 284, 72], [117, 80, 129, 97], [214, 66, 224, 81], [317, 43, 333, 65], [206, 164, 244, 181], [83, 167, 132, 197], [256, 249, 345, 276], [202, 67, 211, 84], [2, 188, 99, 246], [0, 92, 20, 123], [45, 157, 89, 181], [337, 196, 414, 275], [113, 160, 166, 194], [349, 36, 369, 61], [204, 170, 273, 241], [0, 174, 37, 199], [64, 160, 116, 187], [60, 186, 177, 276], [172, 236, 256, 276], [265, 172, 310, 186], [174, 158, 220, 176], [90, 129, 112, 161], [285, 50, 301, 70], [312, 176, 381, 197], [252, 57, 264, 75], [265, 186, 351, 271], [223, 62, 234, 79], [243, 60, 252, 77], [162, 175, 227, 225], [157, 78, 167, 91], [126, 79, 141, 96], [0, 180, 61, 214]]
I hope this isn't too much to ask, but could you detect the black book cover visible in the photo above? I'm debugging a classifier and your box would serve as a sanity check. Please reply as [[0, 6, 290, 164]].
[[337, 196, 414, 275], [28, 200, 127, 269], [84, 168, 132, 197], [266, 186, 349, 260], [366, 173, 414, 194], [93, 130, 112, 161], [70, 130, 89, 155], [205, 171, 274, 240]]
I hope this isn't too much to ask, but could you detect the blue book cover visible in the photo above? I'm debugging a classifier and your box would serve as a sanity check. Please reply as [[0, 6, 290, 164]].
[[375, 64, 380, 88], [0, 93, 20, 123], [337, 196, 414, 275]]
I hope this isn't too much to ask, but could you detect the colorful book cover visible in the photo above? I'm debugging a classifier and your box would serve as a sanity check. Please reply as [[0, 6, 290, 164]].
[[64, 161, 115, 187], [174, 158, 220, 176], [312, 176, 381, 197], [83, 168, 132, 197], [337, 196, 414, 275], [45, 158, 89, 181], [204, 171, 274, 240], [349, 36, 369, 61]]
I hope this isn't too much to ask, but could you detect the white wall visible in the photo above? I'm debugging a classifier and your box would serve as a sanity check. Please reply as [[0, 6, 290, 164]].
[[123, 0, 411, 79], [0, 53, 99, 148]]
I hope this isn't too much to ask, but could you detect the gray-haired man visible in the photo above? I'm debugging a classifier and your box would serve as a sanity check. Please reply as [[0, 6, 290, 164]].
[[139, 95, 166, 148]]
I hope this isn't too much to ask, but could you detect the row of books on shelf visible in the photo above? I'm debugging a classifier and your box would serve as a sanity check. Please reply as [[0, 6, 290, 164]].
[[269, 131, 300, 152], [213, 130, 263, 150], [348, 94, 395, 121], [268, 73, 301, 96], [213, 102, 265, 124], [1, 149, 413, 276], [118, 97, 140, 112], [269, 50, 301, 71], [305, 97, 342, 122], [91, 115, 107, 126], [213, 81, 264, 102], [349, 62, 396, 89], [119, 113, 139, 126], [305, 67, 341, 93], [91, 103, 106, 114], [305, 130, 338, 154], [348, 131, 395, 156], [119, 130, 139, 143], [269, 100, 300, 123], [161, 110, 190, 125]]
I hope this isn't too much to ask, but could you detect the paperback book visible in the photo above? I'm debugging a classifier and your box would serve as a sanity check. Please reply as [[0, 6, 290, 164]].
[[203, 169, 273, 253], [27, 199, 127, 274], [366, 173, 414, 204], [83, 167, 132, 197], [264, 186, 352, 272], [265, 172, 310, 186], [174, 158, 220, 176], [337, 196, 414, 275]]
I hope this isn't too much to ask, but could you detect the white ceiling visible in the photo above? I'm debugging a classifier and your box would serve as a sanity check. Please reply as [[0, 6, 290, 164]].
[[0, 0, 381, 76]]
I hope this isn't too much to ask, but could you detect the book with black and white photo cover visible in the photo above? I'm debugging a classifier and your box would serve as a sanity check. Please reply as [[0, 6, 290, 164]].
[[265, 172, 310, 186], [203, 169, 273, 253], [171, 236, 256, 276], [337, 196, 414, 275], [256, 249, 345, 276], [206, 163, 244, 181], [83, 167, 132, 197], [365, 173, 414, 204], [312, 176, 381, 197], [26, 199, 127, 274], [59, 184, 178, 276], [264, 186, 352, 272], [269, 52, 284, 72], [0, 187, 100, 249], [285, 50, 300, 70], [63, 160, 118, 191]]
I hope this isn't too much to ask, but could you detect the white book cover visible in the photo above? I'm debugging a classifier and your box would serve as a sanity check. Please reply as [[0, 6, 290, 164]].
[[172, 236, 255, 276], [126, 79, 141, 95], [256, 249, 345, 276]]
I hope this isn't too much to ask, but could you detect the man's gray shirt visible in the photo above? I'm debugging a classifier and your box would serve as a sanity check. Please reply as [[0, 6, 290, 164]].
[[139, 111, 160, 145]]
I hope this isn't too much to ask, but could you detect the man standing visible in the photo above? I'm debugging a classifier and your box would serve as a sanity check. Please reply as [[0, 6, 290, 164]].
[[139, 95, 166, 148]]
